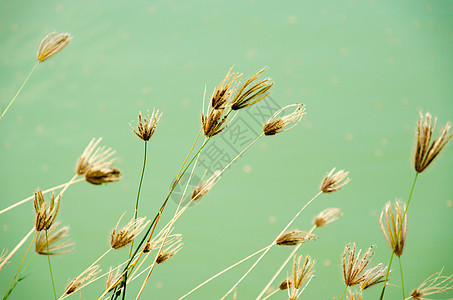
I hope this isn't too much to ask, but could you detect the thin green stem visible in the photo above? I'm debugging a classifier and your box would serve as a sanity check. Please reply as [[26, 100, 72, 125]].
[[129, 141, 148, 258], [379, 172, 418, 300], [339, 285, 348, 300], [398, 256, 405, 299], [1, 62, 39, 120], [46, 231, 57, 300]]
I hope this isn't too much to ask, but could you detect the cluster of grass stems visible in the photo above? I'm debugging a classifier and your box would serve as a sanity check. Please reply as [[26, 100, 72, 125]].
[[1, 32, 452, 300]]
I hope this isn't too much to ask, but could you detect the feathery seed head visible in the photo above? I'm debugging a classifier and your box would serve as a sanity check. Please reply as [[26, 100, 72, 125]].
[[380, 201, 407, 257], [106, 266, 122, 292], [37, 32, 71, 63], [76, 137, 116, 175], [321, 168, 351, 193], [191, 170, 221, 202], [110, 215, 148, 250], [231, 67, 273, 110], [201, 107, 228, 137], [346, 291, 362, 300], [359, 263, 387, 290], [34, 189, 60, 231], [263, 104, 305, 136], [342, 243, 374, 287], [276, 230, 316, 246], [279, 278, 293, 290], [156, 234, 183, 264], [65, 265, 100, 295], [85, 167, 121, 185], [288, 254, 315, 300], [410, 268, 453, 299], [211, 67, 241, 109], [35, 222, 73, 255], [130, 109, 163, 141], [414, 111, 452, 173], [313, 208, 343, 227]]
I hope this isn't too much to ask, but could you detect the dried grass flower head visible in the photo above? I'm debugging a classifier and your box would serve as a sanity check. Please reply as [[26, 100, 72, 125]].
[[359, 263, 387, 290], [37, 32, 71, 63], [110, 214, 148, 250], [156, 234, 183, 264], [320, 167, 351, 193], [263, 104, 305, 136], [130, 108, 163, 141], [191, 170, 221, 202], [85, 167, 121, 185], [288, 254, 315, 300], [414, 111, 452, 173], [201, 106, 228, 137], [342, 243, 374, 287], [409, 268, 453, 300], [276, 230, 316, 246], [313, 208, 343, 227], [76, 137, 116, 175], [211, 67, 240, 109], [106, 266, 122, 292], [34, 189, 60, 231], [35, 222, 73, 255], [380, 200, 407, 257], [231, 67, 273, 110], [279, 278, 293, 290], [65, 265, 101, 295]]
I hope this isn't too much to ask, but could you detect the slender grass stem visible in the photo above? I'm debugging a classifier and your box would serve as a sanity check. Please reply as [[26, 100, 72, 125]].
[[45, 231, 57, 300], [1, 62, 39, 121], [221, 191, 323, 300], [379, 173, 418, 300], [256, 225, 317, 300], [0, 177, 84, 216], [339, 285, 348, 300], [4, 230, 37, 298], [398, 256, 405, 299], [129, 141, 148, 258]]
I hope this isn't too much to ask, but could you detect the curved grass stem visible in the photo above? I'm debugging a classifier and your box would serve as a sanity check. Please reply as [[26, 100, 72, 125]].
[[339, 285, 348, 300], [398, 256, 405, 299], [1, 62, 39, 121]]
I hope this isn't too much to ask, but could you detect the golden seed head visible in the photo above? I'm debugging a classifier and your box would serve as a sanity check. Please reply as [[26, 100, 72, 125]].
[[359, 263, 387, 290], [37, 32, 71, 63], [146, 230, 181, 254], [34, 189, 60, 231], [110, 215, 148, 250], [201, 107, 228, 137], [313, 208, 343, 227], [106, 266, 122, 292], [130, 109, 163, 141], [410, 268, 453, 299], [414, 111, 452, 173], [191, 170, 221, 202], [263, 104, 305, 136], [279, 278, 293, 290], [211, 67, 241, 109], [76, 137, 116, 175], [320, 167, 351, 193], [156, 234, 183, 264], [85, 167, 121, 185], [380, 201, 407, 257], [342, 243, 375, 287], [231, 67, 273, 110], [65, 265, 101, 295], [288, 254, 314, 300], [276, 230, 316, 246], [35, 222, 73, 255]]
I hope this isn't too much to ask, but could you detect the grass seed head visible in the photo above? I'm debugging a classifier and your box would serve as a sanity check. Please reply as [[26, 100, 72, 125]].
[[380, 200, 407, 257], [320, 168, 350, 193], [263, 104, 305, 136], [342, 243, 374, 287], [313, 208, 343, 227], [37, 32, 71, 62], [231, 67, 273, 110], [35, 222, 73, 255], [34, 189, 60, 231], [85, 167, 121, 185], [76, 137, 116, 175], [65, 265, 100, 295], [130, 108, 163, 141], [276, 230, 316, 246], [110, 215, 148, 250], [410, 268, 453, 299]]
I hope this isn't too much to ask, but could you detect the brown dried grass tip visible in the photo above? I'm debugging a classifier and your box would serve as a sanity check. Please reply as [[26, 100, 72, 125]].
[[342, 243, 374, 287], [34, 189, 60, 231], [130, 109, 163, 141], [35, 222, 73, 255], [65, 265, 101, 295], [106, 266, 122, 292], [110, 215, 148, 250], [156, 234, 183, 264], [276, 230, 315, 246], [263, 104, 305, 136], [288, 254, 315, 300], [320, 167, 350, 193], [201, 106, 228, 137], [359, 263, 387, 290], [414, 111, 452, 173], [279, 278, 293, 290], [313, 208, 343, 227], [211, 67, 240, 109], [231, 67, 273, 110], [76, 137, 116, 175], [380, 201, 407, 257], [85, 167, 121, 185], [410, 268, 453, 299], [37, 32, 71, 63], [191, 170, 221, 202]]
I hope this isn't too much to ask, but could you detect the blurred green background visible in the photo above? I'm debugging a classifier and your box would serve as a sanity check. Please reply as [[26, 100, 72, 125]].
[[1, 0, 452, 299]]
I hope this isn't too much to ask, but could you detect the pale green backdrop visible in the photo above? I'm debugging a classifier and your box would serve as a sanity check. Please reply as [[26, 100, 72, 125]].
[[0, 0, 452, 299]]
